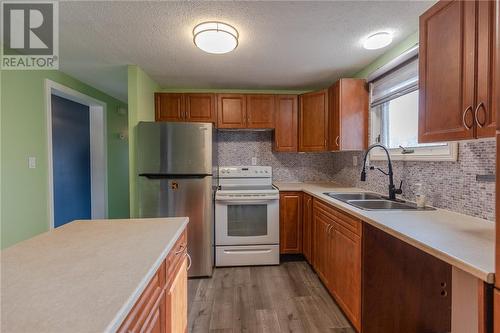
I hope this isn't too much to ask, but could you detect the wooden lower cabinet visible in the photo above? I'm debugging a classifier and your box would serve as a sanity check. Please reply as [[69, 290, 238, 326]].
[[312, 204, 333, 286], [166, 259, 188, 333], [302, 193, 313, 263], [362, 223, 451, 333], [495, 288, 500, 333], [119, 230, 188, 333], [313, 199, 362, 331], [279, 192, 303, 254], [330, 222, 361, 331]]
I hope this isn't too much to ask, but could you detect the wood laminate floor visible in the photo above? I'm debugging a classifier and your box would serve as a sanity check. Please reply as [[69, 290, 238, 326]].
[[187, 261, 355, 333]]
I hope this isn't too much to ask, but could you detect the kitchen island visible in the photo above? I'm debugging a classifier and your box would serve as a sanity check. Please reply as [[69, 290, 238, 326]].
[[0, 217, 188, 333]]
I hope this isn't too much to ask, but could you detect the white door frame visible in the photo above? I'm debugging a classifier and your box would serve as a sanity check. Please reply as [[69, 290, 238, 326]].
[[44, 79, 108, 229]]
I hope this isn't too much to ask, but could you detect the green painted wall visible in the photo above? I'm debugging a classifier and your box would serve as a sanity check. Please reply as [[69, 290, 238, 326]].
[[1, 69, 129, 249], [127, 65, 160, 217], [353, 31, 419, 79]]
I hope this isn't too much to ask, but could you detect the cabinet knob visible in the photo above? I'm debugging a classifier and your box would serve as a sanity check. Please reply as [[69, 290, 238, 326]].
[[335, 136, 340, 147]]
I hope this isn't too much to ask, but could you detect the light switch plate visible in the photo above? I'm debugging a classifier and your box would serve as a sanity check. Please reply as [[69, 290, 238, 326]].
[[251, 157, 257, 166], [28, 157, 36, 169], [352, 155, 358, 166]]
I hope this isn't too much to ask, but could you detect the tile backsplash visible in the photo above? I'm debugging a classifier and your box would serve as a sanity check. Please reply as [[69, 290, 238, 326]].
[[217, 131, 337, 181], [331, 139, 496, 221], [217, 131, 495, 221]]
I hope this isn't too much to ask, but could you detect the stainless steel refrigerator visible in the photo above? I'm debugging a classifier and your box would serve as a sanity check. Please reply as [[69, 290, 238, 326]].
[[136, 121, 217, 277]]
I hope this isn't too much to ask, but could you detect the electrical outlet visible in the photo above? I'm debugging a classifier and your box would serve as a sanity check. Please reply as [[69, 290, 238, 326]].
[[28, 157, 36, 169], [251, 157, 257, 166], [352, 155, 358, 166]]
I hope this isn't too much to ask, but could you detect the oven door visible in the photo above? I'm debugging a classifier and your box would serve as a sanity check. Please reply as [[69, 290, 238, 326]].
[[215, 195, 279, 246]]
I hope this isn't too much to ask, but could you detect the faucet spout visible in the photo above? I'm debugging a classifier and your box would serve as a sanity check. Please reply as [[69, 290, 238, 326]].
[[360, 144, 401, 200]]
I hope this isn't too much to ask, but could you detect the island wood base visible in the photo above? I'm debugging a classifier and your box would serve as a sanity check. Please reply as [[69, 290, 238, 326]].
[[119, 230, 188, 333]]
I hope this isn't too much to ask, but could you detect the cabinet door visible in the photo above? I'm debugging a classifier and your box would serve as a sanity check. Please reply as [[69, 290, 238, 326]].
[[299, 90, 328, 151], [313, 209, 332, 287], [246, 94, 275, 128], [185, 93, 216, 123], [155, 93, 185, 122], [476, 0, 497, 138], [166, 258, 188, 333], [362, 223, 451, 333], [217, 94, 247, 129], [329, 79, 368, 151], [274, 95, 298, 152], [419, 0, 476, 142], [495, 288, 500, 333], [279, 192, 302, 254], [302, 193, 313, 263], [143, 292, 166, 333], [331, 222, 362, 332]]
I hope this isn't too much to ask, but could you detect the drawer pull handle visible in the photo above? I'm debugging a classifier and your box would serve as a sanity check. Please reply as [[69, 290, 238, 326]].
[[440, 290, 447, 297], [462, 105, 473, 130], [474, 102, 485, 128]]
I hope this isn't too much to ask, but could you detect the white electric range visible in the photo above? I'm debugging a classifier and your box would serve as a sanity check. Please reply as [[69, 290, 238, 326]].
[[215, 166, 280, 266]]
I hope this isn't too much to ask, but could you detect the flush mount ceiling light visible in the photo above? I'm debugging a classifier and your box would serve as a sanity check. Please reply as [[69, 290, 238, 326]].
[[193, 21, 239, 54], [363, 32, 393, 50]]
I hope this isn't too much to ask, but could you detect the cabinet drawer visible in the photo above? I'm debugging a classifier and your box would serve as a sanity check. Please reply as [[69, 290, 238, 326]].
[[314, 199, 361, 236], [166, 231, 187, 283], [118, 261, 166, 333]]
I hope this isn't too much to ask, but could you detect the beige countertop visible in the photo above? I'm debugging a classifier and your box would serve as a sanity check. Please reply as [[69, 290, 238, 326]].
[[274, 182, 495, 284], [1, 217, 188, 333]]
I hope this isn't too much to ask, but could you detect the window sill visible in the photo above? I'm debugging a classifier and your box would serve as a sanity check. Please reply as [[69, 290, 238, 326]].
[[369, 142, 458, 162]]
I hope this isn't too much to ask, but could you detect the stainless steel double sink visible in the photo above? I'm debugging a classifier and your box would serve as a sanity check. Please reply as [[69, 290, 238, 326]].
[[324, 192, 435, 211]]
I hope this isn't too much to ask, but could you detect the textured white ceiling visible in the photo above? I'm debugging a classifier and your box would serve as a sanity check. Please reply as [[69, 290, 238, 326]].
[[59, 1, 435, 102]]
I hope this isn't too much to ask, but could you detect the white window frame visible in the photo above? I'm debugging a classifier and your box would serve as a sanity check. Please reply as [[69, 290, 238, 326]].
[[368, 45, 458, 162]]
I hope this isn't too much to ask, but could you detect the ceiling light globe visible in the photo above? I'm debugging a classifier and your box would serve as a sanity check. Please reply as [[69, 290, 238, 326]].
[[363, 32, 393, 50], [193, 22, 239, 54]]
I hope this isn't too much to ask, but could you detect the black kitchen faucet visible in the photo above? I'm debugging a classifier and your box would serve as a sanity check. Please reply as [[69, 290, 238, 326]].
[[360, 143, 402, 200]]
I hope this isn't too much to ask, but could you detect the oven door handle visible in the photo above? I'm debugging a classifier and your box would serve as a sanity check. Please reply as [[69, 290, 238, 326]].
[[216, 199, 278, 205]]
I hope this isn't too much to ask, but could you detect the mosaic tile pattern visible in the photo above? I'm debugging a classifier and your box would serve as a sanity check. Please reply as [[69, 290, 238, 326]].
[[331, 139, 496, 221], [217, 131, 337, 181], [217, 132, 495, 221]]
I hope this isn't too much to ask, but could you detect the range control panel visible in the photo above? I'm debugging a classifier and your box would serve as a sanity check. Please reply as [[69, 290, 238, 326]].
[[219, 166, 272, 178]]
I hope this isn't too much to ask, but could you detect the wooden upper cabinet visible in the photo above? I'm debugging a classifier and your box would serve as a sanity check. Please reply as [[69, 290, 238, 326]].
[[419, 0, 496, 142], [217, 94, 247, 129], [476, 0, 497, 137], [279, 192, 303, 254], [155, 93, 216, 123], [328, 79, 368, 151], [274, 95, 298, 152], [299, 90, 329, 152], [185, 93, 216, 123], [246, 94, 275, 128], [155, 93, 185, 122]]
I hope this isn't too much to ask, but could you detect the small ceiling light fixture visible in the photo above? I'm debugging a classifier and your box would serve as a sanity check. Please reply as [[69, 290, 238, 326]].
[[193, 21, 239, 54], [363, 32, 393, 50]]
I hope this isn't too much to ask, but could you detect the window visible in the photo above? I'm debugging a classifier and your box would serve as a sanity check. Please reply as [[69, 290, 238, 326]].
[[369, 56, 457, 161]]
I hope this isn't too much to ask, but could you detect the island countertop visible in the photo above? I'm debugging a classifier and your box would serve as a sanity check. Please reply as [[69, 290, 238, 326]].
[[1, 217, 188, 333], [274, 181, 495, 284]]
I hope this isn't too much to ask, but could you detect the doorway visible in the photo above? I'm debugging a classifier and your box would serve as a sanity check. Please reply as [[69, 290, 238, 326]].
[[51, 95, 91, 227], [45, 80, 107, 229]]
